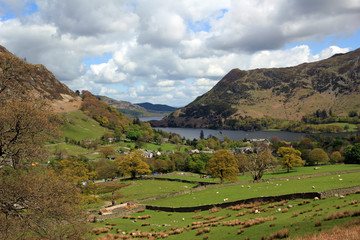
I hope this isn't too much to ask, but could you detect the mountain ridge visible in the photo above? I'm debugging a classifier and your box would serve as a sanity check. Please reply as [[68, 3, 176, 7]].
[[0, 45, 81, 112], [151, 48, 360, 129], [97, 95, 179, 118]]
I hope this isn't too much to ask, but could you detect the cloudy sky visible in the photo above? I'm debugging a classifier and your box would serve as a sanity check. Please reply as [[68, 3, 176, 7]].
[[1, 0, 360, 107]]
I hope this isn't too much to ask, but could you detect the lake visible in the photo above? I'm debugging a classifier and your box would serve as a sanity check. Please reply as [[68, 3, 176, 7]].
[[141, 116, 358, 142], [156, 128, 360, 142], [155, 127, 307, 142]]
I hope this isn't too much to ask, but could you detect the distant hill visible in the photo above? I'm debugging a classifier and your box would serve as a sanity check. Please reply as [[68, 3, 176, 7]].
[[151, 48, 360, 129], [97, 95, 149, 117], [97, 96, 178, 118], [0, 45, 81, 112], [136, 102, 179, 112]]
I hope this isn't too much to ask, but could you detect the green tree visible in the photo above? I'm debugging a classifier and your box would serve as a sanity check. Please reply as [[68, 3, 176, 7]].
[[308, 148, 330, 165], [343, 143, 360, 164], [94, 158, 117, 179], [206, 149, 238, 183], [115, 150, 151, 178], [200, 130, 204, 139], [126, 128, 141, 141], [277, 147, 303, 172]]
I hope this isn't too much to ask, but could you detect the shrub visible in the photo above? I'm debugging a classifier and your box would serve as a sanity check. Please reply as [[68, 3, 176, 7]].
[[268, 229, 290, 239]]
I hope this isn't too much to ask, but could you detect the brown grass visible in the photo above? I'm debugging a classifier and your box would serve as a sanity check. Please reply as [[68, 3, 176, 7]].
[[323, 209, 360, 221], [268, 229, 289, 239], [293, 219, 360, 240]]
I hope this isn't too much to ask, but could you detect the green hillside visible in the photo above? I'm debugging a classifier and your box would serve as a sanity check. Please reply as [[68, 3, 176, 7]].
[[60, 110, 107, 141]]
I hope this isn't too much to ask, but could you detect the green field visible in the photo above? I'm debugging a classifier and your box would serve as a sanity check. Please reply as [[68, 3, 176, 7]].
[[153, 165, 360, 184], [91, 194, 360, 240], [97, 180, 197, 204], [315, 122, 358, 132], [144, 172, 359, 207], [60, 110, 107, 141]]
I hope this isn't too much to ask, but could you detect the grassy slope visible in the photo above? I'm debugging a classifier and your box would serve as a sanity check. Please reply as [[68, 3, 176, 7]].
[[96, 180, 196, 204], [92, 194, 360, 240], [144, 172, 359, 207], [60, 110, 107, 141], [154, 164, 360, 183]]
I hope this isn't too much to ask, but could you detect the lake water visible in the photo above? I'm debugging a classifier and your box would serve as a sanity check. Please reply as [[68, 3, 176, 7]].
[[155, 127, 307, 142], [139, 116, 165, 121], [141, 116, 359, 142]]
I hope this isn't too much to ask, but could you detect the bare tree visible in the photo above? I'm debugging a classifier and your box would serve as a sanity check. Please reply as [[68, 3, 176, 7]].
[[0, 168, 89, 239], [237, 144, 274, 181]]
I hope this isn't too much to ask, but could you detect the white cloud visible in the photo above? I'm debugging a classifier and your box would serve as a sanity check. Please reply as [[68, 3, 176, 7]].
[[0, 0, 359, 107]]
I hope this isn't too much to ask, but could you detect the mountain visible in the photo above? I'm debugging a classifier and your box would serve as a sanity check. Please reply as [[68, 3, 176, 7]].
[[97, 96, 179, 118], [0, 45, 81, 112], [151, 48, 360, 129], [97, 95, 149, 117], [136, 102, 179, 112]]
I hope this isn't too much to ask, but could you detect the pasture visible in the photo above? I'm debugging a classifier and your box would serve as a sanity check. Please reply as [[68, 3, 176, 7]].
[[91, 193, 360, 239], [143, 172, 359, 207]]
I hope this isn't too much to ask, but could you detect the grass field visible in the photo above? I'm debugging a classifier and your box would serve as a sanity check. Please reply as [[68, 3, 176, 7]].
[[47, 142, 94, 156], [91, 193, 360, 240], [315, 122, 358, 132], [143, 172, 360, 207], [153, 165, 360, 184], [60, 110, 107, 141], [97, 180, 197, 204]]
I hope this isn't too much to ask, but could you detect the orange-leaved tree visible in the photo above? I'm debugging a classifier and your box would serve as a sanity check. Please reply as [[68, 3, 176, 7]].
[[206, 149, 239, 183], [115, 150, 151, 178], [277, 147, 303, 172]]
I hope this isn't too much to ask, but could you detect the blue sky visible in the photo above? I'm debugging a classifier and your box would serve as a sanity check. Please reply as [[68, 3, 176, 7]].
[[0, 0, 359, 107]]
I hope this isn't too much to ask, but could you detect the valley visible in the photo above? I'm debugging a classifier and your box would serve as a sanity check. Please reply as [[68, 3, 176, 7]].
[[1, 44, 360, 240]]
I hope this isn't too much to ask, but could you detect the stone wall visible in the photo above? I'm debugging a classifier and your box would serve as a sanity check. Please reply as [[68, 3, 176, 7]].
[[320, 185, 360, 198], [145, 192, 320, 213], [95, 205, 146, 221]]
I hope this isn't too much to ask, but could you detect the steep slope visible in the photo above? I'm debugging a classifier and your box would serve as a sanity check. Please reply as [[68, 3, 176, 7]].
[[0, 45, 81, 112], [151, 48, 360, 128]]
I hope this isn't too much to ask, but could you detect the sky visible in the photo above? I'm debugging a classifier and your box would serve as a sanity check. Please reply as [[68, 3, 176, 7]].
[[1, 0, 360, 107]]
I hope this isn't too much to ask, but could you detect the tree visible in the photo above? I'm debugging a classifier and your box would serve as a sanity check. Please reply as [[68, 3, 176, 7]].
[[200, 130, 204, 139], [52, 158, 97, 185], [331, 151, 343, 163], [94, 158, 117, 179], [206, 149, 239, 183], [0, 99, 58, 168], [343, 143, 360, 164], [238, 144, 274, 181], [100, 146, 115, 158], [115, 150, 151, 178], [308, 148, 330, 165], [0, 168, 88, 240], [277, 147, 303, 172]]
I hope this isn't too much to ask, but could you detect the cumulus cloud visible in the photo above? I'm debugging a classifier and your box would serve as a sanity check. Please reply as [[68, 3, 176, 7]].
[[0, 0, 359, 106]]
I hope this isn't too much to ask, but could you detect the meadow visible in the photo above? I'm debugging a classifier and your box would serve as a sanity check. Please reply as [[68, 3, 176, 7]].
[[60, 110, 107, 141], [91, 193, 360, 240], [143, 172, 359, 207]]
